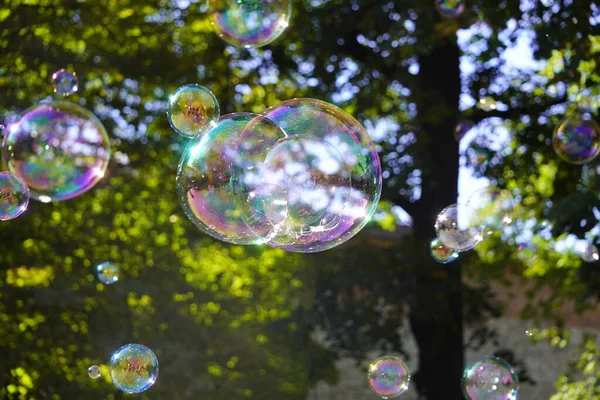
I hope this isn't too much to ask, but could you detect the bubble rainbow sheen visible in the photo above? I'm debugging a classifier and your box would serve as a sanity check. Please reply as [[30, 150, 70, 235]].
[[462, 356, 519, 400], [96, 262, 120, 285], [51, 69, 79, 97], [367, 356, 410, 399], [239, 98, 382, 253], [88, 365, 101, 379], [2, 102, 110, 202], [167, 84, 220, 139], [552, 118, 600, 165], [434, 203, 483, 252], [435, 0, 466, 18], [209, 0, 292, 48], [0, 171, 29, 221], [177, 112, 284, 245], [430, 238, 458, 264], [110, 344, 159, 394]]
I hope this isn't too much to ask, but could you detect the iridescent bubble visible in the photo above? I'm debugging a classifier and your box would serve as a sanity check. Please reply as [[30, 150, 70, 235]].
[[234, 98, 382, 253], [167, 84, 220, 139], [96, 262, 120, 285], [88, 365, 101, 379], [455, 120, 474, 142], [552, 118, 600, 165], [367, 356, 410, 399], [51, 69, 79, 96], [0, 171, 29, 221], [177, 112, 284, 245], [434, 204, 484, 252], [581, 242, 599, 263], [462, 356, 519, 400], [2, 102, 111, 202], [435, 0, 466, 18], [466, 187, 514, 235], [209, 0, 292, 48], [110, 344, 158, 394], [477, 96, 497, 112], [430, 238, 459, 264]]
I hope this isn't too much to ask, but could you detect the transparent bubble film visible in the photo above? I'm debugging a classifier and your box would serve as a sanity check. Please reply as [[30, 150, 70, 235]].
[[2, 101, 111, 202], [466, 187, 515, 235], [0, 171, 30, 221], [462, 356, 519, 400], [88, 365, 101, 379], [96, 262, 120, 285], [367, 356, 411, 399], [167, 84, 220, 139], [209, 0, 292, 48], [552, 117, 600, 165], [430, 238, 459, 264], [435, 203, 484, 252], [110, 343, 159, 394], [51, 69, 79, 96], [436, 0, 466, 18]]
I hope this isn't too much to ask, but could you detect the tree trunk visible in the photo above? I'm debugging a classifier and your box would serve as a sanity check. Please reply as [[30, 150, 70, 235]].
[[409, 36, 464, 400]]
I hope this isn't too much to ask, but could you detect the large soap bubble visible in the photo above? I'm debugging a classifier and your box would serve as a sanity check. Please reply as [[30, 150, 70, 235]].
[[462, 356, 519, 400], [177, 112, 284, 245], [2, 102, 111, 202], [209, 0, 292, 48], [435, 204, 483, 252], [552, 117, 600, 165], [167, 84, 220, 139], [367, 355, 410, 399], [110, 344, 159, 394], [0, 171, 29, 221], [234, 98, 382, 253]]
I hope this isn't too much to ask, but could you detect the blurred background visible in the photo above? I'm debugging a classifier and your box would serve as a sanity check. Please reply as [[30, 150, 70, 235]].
[[1, 0, 600, 399]]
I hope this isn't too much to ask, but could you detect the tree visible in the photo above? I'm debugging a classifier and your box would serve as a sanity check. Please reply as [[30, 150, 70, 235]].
[[1, 0, 599, 399]]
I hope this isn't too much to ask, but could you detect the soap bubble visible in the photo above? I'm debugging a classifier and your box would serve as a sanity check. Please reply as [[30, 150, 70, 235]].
[[430, 238, 459, 264], [110, 344, 158, 394], [466, 187, 514, 235], [367, 356, 410, 399], [477, 96, 497, 112], [209, 0, 292, 48], [51, 69, 79, 96], [177, 112, 284, 245], [462, 356, 519, 400], [552, 118, 600, 165], [0, 171, 29, 221], [2, 102, 111, 202], [96, 262, 120, 285], [167, 84, 220, 139], [235, 98, 382, 253], [88, 365, 101, 379], [455, 120, 474, 142], [435, 204, 483, 252], [581, 242, 599, 263], [435, 0, 465, 18]]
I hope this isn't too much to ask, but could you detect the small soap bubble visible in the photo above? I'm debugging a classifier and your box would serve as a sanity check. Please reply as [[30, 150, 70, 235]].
[[430, 238, 459, 264], [88, 365, 101, 379], [525, 330, 532, 337], [455, 120, 474, 142], [466, 187, 515, 235], [96, 262, 120, 285], [581, 242, 600, 263], [552, 117, 600, 165], [2, 101, 111, 202], [209, 0, 292, 48], [51, 69, 79, 96], [462, 356, 519, 400], [477, 96, 497, 112], [435, 204, 484, 252], [0, 171, 30, 221], [167, 84, 220, 139], [367, 356, 410, 399], [435, 0, 466, 18], [110, 344, 159, 394]]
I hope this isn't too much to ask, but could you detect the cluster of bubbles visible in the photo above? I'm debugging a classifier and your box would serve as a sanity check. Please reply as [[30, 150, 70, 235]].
[[435, 0, 466, 18], [367, 356, 410, 399], [462, 356, 519, 400], [208, 0, 292, 48], [168, 84, 382, 253], [0, 69, 110, 220], [431, 187, 515, 264]]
